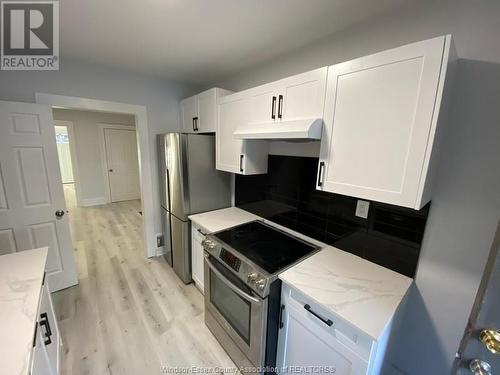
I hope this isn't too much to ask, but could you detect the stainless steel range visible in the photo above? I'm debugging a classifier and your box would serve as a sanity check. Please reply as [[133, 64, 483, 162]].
[[202, 220, 319, 373]]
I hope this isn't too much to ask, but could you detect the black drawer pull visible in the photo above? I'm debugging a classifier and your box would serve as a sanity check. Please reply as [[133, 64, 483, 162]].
[[304, 304, 333, 327], [239, 154, 244, 173], [39, 312, 52, 345]]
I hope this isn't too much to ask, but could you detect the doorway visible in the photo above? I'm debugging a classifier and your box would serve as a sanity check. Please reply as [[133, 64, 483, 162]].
[[36, 93, 156, 259]]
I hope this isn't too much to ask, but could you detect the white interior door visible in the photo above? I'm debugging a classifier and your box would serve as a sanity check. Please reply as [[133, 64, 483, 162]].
[[54, 125, 74, 184], [104, 128, 141, 202], [0, 100, 78, 292]]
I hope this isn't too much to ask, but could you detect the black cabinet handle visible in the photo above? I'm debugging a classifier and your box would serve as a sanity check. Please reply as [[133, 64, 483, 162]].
[[277, 95, 283, 119], [279, 305, 285, 329], [317, 161, 325, 187], [39, 312, 52, 345], [271, 96, 276, 120], [239, 154, 244, 173], [193, 117, 199, 131], [304, 304, 333, 327]]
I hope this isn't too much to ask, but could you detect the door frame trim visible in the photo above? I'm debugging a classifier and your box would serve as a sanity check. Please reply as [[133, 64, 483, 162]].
[[54, 120, 82, 206], [98, 123, 137, 204], [36, 93, 156, 258]]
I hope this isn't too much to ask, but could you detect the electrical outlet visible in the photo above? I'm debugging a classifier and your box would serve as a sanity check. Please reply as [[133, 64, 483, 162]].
[[355, 200, 370, 219], [156, 233, 164, 248]]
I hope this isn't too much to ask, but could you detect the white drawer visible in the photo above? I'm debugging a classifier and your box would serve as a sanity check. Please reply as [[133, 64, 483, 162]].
[[283, 284, 374, 361]]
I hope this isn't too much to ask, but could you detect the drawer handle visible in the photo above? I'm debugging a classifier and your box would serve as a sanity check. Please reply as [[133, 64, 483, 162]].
[[39, 312, 52, 345], [304, 304, 333, 327]]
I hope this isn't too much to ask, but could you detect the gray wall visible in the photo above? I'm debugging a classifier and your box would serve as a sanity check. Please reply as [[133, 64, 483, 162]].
[[53, 109, 135, 204], [0, 59, 200, 246], [217, 1, 500, 374]]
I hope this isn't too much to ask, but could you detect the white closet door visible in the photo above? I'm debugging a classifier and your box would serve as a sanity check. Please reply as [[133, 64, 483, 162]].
[[0, 100, 78, 291], [104, 128, 141, 202]]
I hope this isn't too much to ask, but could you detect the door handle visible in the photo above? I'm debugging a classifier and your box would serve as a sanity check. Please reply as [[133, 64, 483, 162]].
[[55, 210, 65, 218], [204, 254, 262, 304], [277, 94, 283, 119], [271, 96, 276, 120], [469, 359, 492, 375], [39, 312, 52, 345], [193, 117, 199, 131], [480, 329, 500, 354], [317, 161, 325, 187]]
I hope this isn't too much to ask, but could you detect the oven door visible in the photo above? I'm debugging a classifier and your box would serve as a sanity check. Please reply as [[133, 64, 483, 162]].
[[204, 253, 268, 367]]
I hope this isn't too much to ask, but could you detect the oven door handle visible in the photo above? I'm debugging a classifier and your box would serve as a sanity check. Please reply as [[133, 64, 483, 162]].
[[204, 254, 262, 304]]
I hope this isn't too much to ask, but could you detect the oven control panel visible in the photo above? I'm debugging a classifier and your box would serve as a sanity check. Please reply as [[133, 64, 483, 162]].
[[219, 248, 241, 272]]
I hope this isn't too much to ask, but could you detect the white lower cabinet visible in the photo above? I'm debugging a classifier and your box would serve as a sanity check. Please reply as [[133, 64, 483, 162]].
[[191, 223, 206, 293], [31, 282, 60, 375], [277, 285, 378, 375]]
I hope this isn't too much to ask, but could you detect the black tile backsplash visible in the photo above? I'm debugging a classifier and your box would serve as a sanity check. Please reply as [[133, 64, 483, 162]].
[[235, 155, 429, 277]]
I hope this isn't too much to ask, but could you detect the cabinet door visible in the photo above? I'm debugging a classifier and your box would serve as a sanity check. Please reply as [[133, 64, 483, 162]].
[[248, 86, 279, 125], [217, 95, 247, 173], [318, 36, 446, 209], [32, 283, 60, 375], [181, 95, 198, 133], [277, 299, 368, 375], [39, 283, 60, 374], [197, 89, 216, 133], [279, 67, 328, 122], [31, 325, 54, 375], [191, 224, 206, 293]]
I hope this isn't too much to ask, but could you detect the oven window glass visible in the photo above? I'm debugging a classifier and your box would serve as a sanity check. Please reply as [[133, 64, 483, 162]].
[[210, 270, 251, 344]]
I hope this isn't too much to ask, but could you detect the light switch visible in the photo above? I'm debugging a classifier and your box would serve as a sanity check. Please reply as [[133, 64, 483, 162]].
[[355, 200, 370, 219]]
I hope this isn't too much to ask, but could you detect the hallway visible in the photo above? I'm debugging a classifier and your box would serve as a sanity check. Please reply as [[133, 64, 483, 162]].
[[53, 185, 236, 374]]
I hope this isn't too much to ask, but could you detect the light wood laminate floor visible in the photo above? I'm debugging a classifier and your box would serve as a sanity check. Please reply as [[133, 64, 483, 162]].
[[53, 184, 237, 374]]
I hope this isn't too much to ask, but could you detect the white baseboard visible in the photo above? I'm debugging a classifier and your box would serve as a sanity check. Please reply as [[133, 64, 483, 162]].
[[80, 197, 107, 207]]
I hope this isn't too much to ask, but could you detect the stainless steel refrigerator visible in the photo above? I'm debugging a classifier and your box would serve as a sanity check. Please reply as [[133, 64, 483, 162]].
[[158, 133, 231, 283]]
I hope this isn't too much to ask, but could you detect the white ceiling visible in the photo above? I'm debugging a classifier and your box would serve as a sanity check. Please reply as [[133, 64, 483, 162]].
[[61, 0, 411, 85]]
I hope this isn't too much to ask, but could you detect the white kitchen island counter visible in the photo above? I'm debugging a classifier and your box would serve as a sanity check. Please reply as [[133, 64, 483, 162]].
[[189, 206, 259, 233], [279, 246, 413, 340], [0, 247, 48, 375]]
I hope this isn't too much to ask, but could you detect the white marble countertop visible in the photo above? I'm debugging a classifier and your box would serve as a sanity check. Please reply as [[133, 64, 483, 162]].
[[189, 207, 259, 233], [279, 246, 413, 340], [0, 248, 48, 375]]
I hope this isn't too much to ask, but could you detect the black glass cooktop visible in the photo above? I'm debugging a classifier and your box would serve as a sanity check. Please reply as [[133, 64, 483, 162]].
[[213, 221, 318, 274]]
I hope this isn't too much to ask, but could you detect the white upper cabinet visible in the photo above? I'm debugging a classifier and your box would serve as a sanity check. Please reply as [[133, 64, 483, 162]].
[[247, 67, 328, 126], [216, 68, 328, 174], [317, 35, 456, 209], [217, 93, 268, 174], [181, 88, 232, 133], [279, 67, 327, 122]]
